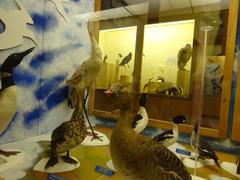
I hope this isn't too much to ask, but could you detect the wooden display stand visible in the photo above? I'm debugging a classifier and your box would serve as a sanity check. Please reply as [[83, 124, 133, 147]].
[[176, 70, 190, 96]]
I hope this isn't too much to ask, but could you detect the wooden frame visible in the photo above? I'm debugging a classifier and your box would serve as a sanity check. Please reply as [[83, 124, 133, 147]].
[[231, 53, 240, 141], [90, 0, 238, 139]]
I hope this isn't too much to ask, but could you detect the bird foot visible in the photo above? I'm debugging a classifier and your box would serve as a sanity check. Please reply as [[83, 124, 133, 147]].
[[0, 150, 20, 157], [61, 156, 78, 164], [45, 156, 58, 169], [87, 132, 103, 141]]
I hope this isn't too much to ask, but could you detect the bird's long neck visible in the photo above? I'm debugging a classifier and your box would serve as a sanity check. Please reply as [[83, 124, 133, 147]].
[[172, 123, 179, 136], [88, 20, 102, 59], [71, 94, 85, 124], [116, 109, 134, 129]]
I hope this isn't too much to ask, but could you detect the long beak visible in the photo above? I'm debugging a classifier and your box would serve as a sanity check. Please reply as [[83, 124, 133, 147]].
[[19, 47, 35, 59]]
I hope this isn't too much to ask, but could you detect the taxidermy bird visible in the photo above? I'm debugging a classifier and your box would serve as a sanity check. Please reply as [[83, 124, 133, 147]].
[[45, 87, 87, 169], [119, 52, 132, 67], [66, 16, 102, 141], [190, 122, 221, 168], [131, 93, 148, 133], [0, 47, 34, 156], [105, 83, 192, 180], [177, 44, 192, 70], [237, 156, 240, 174], [153, 115, 186, 147]]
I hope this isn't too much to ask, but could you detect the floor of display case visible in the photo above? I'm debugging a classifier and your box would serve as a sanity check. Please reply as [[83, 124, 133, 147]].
[[0, 126, 239, 180]]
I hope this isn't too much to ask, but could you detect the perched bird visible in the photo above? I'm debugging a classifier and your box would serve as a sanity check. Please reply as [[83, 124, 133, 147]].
[[66, 16, 102, 141], [103, 54, 108, 63], [118, 53, 122, 58], [45, 87, 87, 169], [190, 122, 221, 168], [119, 52, 132, 67], [237, 156, 240, 174], [0, 47, 35, 134], [177, 44, 192, 71], [131, 93, 148, 133], [105, 83, 192, 180], [153, 115, 186, 147]]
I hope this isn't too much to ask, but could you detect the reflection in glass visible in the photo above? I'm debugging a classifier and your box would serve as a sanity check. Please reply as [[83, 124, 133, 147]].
[[141, 20, 195, 97], [96, 26, 137, 89]]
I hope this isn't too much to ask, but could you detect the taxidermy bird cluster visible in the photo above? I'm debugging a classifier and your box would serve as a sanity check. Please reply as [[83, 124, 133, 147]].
[[106, 83, 192, 180], [177, 44, 192, 70], [66, 16, 102, 141], [190, 122, 221, 168], [119, 52, 132, 67], [153, 115, 186, 147], [45, 87, 87, 169], [0, 47, 34, 157]]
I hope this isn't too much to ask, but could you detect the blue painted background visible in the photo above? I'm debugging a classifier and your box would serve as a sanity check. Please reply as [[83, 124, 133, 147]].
[[0, 0, 94, 144]]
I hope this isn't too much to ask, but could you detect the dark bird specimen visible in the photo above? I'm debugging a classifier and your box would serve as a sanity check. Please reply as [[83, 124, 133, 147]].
[[177, 44, 192, 70], [45, 87, 87, 169], [66, 17, 102, 141], [0, 47, 34, 156], [237, 156, 240, 174], [119, 52, 132, 67], [105, 83, 192, 180], [190, 122, 221, 168], [153, 115, 186, 147]]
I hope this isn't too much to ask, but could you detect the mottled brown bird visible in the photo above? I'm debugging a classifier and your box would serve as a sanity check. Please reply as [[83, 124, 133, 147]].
[[105, 83, 191, 180], [177, 44, 192, 70], [45, 87, 87, 169], [66, 16, 102, 141], [190, 122, 221, 168]]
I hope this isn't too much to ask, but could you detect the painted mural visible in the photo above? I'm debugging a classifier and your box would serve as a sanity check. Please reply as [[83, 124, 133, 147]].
[[0, 0, 94, 144]]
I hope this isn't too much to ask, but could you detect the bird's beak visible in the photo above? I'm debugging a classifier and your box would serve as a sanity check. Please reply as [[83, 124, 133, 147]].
[[19, 47, 35, 59]]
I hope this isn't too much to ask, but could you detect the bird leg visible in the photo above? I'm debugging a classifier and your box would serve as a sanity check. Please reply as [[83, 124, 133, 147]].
[[0, 149, 20, 157], [83, 89, 103, 141], [45, 143, 58, 169], [61, 151, 78, 164]]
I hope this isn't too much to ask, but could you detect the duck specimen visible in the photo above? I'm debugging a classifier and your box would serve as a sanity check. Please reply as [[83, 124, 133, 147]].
[[106, 83, 192, 180], [153, 115, 186, 147], [119, 52, 132, 67], [45, 87, 87, 169], [66, 16, 102, 141], [190, 122, 220, 168], [177, 44, 192, 71]]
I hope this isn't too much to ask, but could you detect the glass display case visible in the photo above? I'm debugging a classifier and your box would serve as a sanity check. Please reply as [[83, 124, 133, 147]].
[[91, 0, 238, 140]]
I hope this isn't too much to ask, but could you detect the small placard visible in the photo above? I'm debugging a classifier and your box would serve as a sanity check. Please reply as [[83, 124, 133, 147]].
[[176, 148, 191, 156], [95, 165, 114, 176], [47, 173, 66, 180]]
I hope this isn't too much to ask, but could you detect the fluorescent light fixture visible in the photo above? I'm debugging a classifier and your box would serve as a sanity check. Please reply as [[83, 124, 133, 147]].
[[145, 19, 195, 28], [100, 26, 137, 32]]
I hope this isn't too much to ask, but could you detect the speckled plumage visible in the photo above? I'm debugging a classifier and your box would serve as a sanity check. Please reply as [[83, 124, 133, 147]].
[[108, 84, 191, 180], [45, 89, 87, 168]]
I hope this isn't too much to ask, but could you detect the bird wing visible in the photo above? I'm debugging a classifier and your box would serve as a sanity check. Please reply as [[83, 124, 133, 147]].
[[153, 130, 173, 142], [51, 122, 68, 144], [198, 139, 218, 159], [142, 139, 191, 179], [131, 114, 143, 128]]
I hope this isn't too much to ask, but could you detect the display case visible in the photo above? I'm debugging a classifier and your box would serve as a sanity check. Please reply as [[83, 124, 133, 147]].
[[90, 0, 238, 140]]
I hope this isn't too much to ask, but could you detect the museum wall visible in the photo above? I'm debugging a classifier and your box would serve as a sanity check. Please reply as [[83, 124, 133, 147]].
[[0, 0, 94, 144]]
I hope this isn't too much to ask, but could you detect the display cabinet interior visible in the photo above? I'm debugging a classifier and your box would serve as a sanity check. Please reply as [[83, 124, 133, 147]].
[[90, 0, 237, 140]]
